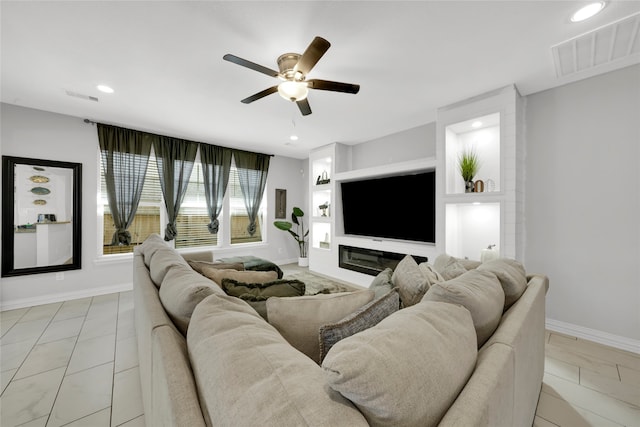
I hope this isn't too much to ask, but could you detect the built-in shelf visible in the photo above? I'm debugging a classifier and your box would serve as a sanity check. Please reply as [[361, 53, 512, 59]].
[[334, 157, 436, 182]]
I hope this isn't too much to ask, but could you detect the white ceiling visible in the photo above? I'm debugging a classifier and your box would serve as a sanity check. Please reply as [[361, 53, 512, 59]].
[[2, 1, 640, 159]]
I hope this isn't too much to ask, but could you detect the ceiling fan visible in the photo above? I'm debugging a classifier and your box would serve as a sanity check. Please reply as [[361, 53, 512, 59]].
[[223, 36, 360, 116]]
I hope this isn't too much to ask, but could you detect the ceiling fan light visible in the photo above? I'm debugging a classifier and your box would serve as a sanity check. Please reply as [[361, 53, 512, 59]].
[[278, 81, 308, 101]]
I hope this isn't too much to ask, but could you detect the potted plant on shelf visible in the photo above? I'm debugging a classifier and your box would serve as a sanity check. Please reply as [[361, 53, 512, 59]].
[[457, 147, 480, 193], [274, 206, 309, 267]]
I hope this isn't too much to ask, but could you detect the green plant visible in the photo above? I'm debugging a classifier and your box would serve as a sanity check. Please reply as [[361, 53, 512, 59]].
[[274, 206, 309, 258], [457, 147, 480, 182]]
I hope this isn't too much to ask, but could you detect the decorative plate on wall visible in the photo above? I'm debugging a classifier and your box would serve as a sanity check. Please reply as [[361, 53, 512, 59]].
[[29, 175, 50, 183], [30, 187, 51, 195], [33, 199, 47, 205]]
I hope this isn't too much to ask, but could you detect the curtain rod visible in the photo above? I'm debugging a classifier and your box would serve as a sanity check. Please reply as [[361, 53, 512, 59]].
[[83, 118, 274, 157]]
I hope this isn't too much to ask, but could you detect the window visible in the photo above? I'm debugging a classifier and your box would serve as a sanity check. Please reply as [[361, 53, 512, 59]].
[[99, 149, 266, 255]]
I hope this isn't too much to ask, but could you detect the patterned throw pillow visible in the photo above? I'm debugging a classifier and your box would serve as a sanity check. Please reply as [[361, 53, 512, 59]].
[[319, 289, 400, 363], [221, 278, 306, 301]]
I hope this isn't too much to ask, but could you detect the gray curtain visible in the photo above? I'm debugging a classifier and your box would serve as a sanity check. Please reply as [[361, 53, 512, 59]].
[[199, 143, 232, 234], [232, 150, 270, 236], [153, 137, 198, 241], [97, 123, 152, 246]]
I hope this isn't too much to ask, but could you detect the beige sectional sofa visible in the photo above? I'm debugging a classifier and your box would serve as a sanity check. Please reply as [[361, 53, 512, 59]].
[[133, 234, 549, 426]]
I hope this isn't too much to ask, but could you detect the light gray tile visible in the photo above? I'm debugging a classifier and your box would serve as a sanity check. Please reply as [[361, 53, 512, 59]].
[[66, 334, 116, 375], [86, 294, 119, 321], [14, 337, 76, 380], [78, 315, 117, 342], [53, 298, 92, 322], [115, 335, 138, 373], [0, 366, 65, 426], [1, 368, 17, 394], [20, 303, 62, 323], [62, 407, 111, 427], [116, 310, 136, 342], [581, 367, 640, 407], [536, 390, 624, 427], [1, 319, 50, 345], [543, 373, 640, 427], [1, 338, 37, 372], [47, 362, 113, 427], [533, 415, 559, 427], [619, 364, 640, 387], [111, 367, 143, 427], [545, 355, 579, 383], [117, 414, 146, 427], [38, 317, 84, 345], [1, 307, 29, 324], [17, 415, 48, 426]]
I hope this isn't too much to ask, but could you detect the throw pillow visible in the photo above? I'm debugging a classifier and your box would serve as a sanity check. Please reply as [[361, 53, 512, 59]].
[[433, 253, 469, 280], [423, 269, 505, 347], [187, 294, 369, 426], [477, 258, 527, 310], [322, 300, 477, 427], [418, 261, 444, 284], [391, 255, 429, 307], [158, 264, 225, 335], [188, 260, 244, 276], [368, 267, 394, 298], [200, 268, 278, 287], [319, 289, 400, 363], [266, 290, 375, 364]]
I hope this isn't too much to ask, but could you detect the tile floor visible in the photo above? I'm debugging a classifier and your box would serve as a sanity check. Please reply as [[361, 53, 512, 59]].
[[1, 287, 639, 426]]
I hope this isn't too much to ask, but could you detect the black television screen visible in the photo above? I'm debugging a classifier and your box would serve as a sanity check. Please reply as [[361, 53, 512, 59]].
[[340, 171, 435, 243]]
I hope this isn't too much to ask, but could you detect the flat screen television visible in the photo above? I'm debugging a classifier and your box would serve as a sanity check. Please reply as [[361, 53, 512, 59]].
[[340, 171, 435, 244]]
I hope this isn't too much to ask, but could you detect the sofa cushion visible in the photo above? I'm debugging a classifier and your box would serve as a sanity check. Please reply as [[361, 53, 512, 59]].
[[149, 247, 191, 288], [200, 268, 278, 287], [477, 258, 527, 309], [418, 261, 444, 284], [159, 265, 224, 335], [391, 255, 429, 307], [187, 260, 244, 276], [319, 289, 399, 363], [266, 290, 375, 364], [423, 269, 505, 347], [322, 300, 477, 427], [368, 267, 394, 298], [433, 253, 468, 280], [139, 233, 170, 268], [187, 294, 369, 427]]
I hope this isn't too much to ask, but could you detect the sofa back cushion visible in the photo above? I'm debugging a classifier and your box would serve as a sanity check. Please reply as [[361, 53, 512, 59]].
[[159, 265, 224, 335], [322, 300, 477, 427], [139, 233, 169, 268], [423, 269, 505, 347], [187, 294, 369, 427], [266, 290, 375, 364], [391, 255, 430, 307], [149, 247, 191, 288], [477, 258, 527, 309]]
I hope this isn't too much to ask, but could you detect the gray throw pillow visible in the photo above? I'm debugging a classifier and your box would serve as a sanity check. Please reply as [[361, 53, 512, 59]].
[[368, 268, 394, 298], [433, 254, 468, 280], [188, 260, 245, 276], [391, 255, 430, 307], [319, 289, 400, 363], [477, 258, 527, 309]]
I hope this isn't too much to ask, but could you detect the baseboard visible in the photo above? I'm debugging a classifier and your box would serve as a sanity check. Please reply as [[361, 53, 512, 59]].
[[546, 318, 640, 354], [0, 282, 133, 311]]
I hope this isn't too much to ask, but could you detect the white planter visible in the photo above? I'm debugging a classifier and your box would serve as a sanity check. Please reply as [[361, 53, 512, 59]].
[[298, 257, 309, 267]]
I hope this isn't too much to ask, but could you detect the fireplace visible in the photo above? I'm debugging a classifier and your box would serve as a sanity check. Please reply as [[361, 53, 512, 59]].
[[338, 245, 428, 276]]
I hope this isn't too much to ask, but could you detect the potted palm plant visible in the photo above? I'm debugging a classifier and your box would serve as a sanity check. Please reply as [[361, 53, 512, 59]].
[[458, 147, 480, 193], [274, 206, 309, 266]]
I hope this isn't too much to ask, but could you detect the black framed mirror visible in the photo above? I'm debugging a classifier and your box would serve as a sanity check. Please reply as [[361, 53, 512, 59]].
[[2, 156, 82, 277]]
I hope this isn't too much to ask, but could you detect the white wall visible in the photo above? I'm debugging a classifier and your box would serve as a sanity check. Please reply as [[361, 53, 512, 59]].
[[0, 103, 306, 310], [524, 64, 640, 345]]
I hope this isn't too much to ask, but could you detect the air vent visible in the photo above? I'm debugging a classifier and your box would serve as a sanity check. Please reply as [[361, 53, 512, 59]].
[[552, 12, 640, 78], [65, 90, 99, 102]]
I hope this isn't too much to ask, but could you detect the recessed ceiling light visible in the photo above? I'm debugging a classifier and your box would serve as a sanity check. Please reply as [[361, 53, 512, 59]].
[[471, 121, 483, 128], [571, 2, 605, 22], [96, 84, 114, 94], [290, 135, 299, 141]]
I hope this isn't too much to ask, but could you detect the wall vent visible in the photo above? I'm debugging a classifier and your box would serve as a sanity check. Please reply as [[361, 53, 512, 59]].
[[552, 12, 640, 78], [65, 90, 99, 102]]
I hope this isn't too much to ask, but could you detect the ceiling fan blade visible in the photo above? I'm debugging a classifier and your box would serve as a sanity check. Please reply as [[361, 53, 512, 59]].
[[297, 98, 312, 116], [307, 79, 360, 94], [241, 86, 278, 104], [294, 36, 331, 75], [223, 54, 279, 78]]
